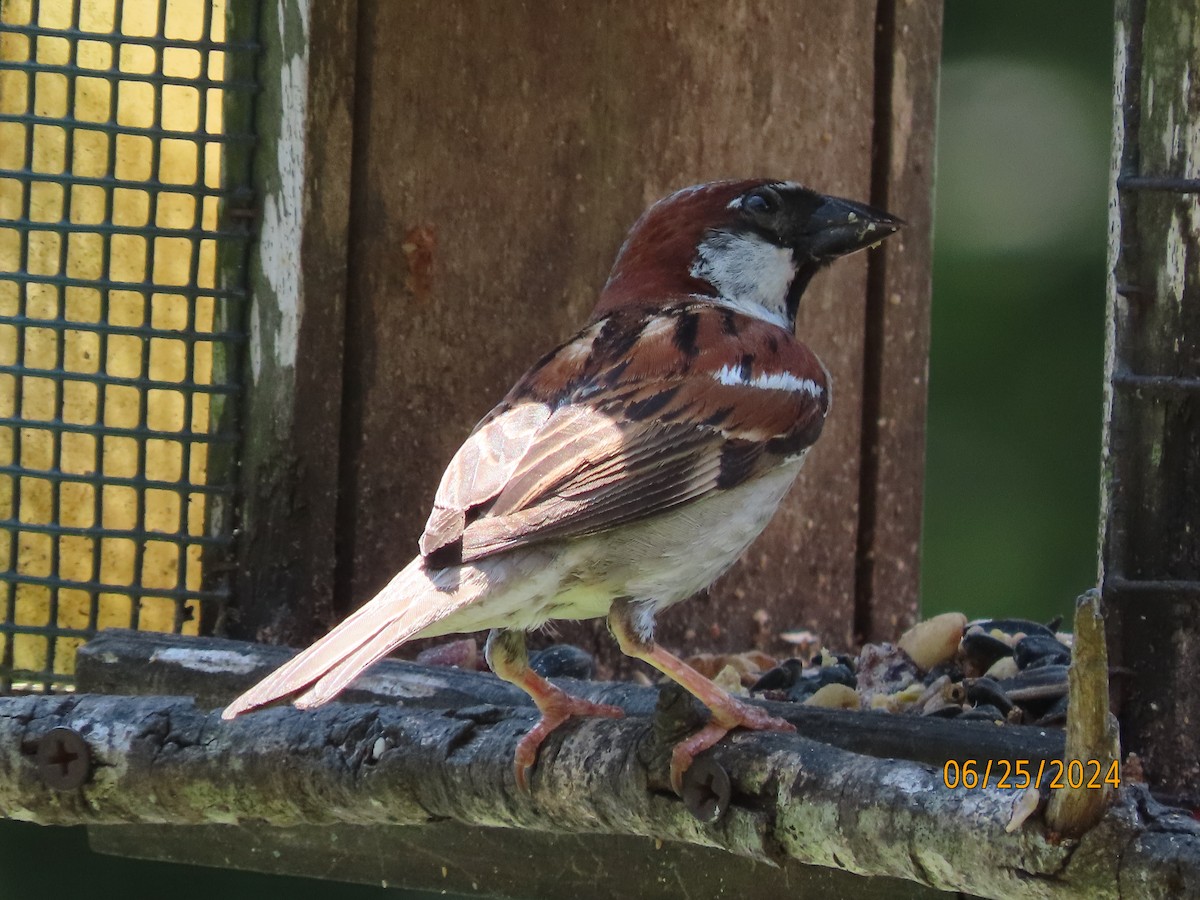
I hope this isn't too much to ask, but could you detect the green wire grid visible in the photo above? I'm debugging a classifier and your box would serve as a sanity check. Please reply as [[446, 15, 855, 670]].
[[0, 0, 258, 692]]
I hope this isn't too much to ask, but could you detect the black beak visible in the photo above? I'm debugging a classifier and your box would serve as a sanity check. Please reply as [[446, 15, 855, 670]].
[[803, 195, 903, 260]]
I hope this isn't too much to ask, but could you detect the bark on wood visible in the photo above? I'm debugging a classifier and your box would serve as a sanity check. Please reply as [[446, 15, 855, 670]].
[[74, 630, 1067, 767], [1102, 0, 1200, 807], [335, 0, 937, 675], [2, 691, 1198, 900], [3, 632, 1196, 897]]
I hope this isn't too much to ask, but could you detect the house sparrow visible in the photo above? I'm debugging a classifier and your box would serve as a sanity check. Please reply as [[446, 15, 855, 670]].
[[222, 179, 901, 792]]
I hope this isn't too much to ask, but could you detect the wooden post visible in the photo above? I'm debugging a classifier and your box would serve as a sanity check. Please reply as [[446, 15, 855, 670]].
[[1103, 0, 1200, 807], [855, 1, 941, 643], [226, 0, 358, 645]]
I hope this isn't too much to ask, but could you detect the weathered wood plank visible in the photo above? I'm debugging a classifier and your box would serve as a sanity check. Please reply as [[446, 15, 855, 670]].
[[2, 691, 1198, 899], [854, 0, 941, 642], [1102, 0, 1200, 807], [335, 0, 935, 671], [73, 629, 1067, 767], [228, 0, 358, 645]]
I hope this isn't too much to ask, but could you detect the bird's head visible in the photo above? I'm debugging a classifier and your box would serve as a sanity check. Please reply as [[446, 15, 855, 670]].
[[596, 179, 902, 329]]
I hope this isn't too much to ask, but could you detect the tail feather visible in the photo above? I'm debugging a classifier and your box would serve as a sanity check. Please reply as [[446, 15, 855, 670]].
[[221, 558, 473, 719], [293, 615, 424, 708]]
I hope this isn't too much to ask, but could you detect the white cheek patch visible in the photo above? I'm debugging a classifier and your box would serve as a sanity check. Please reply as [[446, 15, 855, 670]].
[[690, 231, 795, 327], [712, 363, 824, 399]]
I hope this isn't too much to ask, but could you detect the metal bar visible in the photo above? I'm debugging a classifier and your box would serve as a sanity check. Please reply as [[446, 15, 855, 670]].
[[199, 0, 262, 637], [42, 0, 83, 684], [0, 418, 238, 444], [0, 315, 246, 343], [1, 0, 40, 692], [126, 0, 171, 635], [0, 464, 237, 493], [0, 364, 240, 394], [0, 621, 93, 638], [1117, 175, 1200, 192], [0, 271, 248, 299], [0, 58, 258, 92], [1, 218, 254, 241], [87, 0, 120, 640], [0, 167, 245, 197], [175, 0, 209, 634], [1111, 372, 1200, 392], [0, 112, 256, 144], [0, 517, 234, 546], [130, 0, 169, 633], [0, 22, 260, 53], [0, 570, 228, 602]]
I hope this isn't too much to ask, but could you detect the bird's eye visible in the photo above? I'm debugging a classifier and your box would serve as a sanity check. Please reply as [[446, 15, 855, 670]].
[[743, 190, 776, 215]]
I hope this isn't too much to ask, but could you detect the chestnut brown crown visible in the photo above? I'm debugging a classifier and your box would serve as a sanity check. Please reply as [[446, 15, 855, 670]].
[[596, 179, 902, 328]]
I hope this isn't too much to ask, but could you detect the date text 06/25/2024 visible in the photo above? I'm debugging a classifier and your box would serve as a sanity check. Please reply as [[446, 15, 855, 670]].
[[943, 759, 1120, 791]]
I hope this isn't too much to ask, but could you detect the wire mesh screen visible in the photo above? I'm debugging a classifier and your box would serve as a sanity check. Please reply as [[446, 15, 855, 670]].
[[0, 0, 257, 692]]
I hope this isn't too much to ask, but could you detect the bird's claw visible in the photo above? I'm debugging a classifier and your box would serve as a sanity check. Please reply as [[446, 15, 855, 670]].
[[669, 699, 795, 795], [513, 697, 624, 791]]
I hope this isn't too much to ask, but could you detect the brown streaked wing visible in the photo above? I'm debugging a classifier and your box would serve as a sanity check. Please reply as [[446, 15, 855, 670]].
[[452, 386, 819, 563], [419, 400, 552, 558], [457, 412, 728, 561], [419, 304, 828, 565]]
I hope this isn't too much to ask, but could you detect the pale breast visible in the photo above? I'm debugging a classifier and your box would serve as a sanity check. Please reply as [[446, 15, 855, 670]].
[[419, 456, 806, 637], [597, 454, 806, 610]]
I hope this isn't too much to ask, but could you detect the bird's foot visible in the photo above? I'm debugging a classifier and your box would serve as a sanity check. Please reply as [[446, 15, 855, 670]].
[[669, 696, 794, 795], [514, 691, 624, 791]]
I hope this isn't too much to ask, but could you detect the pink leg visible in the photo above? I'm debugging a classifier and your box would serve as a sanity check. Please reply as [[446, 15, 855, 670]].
[[609, 601, 795, 794], [486, 629, 623, 790]]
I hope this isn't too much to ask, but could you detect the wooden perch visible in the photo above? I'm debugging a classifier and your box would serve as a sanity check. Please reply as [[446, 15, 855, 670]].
[[74, 630, 1066, 766], [0, 632, 1197, 898]]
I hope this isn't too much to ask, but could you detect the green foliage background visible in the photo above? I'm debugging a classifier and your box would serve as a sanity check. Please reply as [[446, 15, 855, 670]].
[[922, 1, 1111, 623], [1, 3, 1113, 898]]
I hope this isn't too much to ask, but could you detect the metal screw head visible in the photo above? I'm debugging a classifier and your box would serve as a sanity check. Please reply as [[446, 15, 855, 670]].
[[681, 757, 731, 824], [35, 727, 91, 790]]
